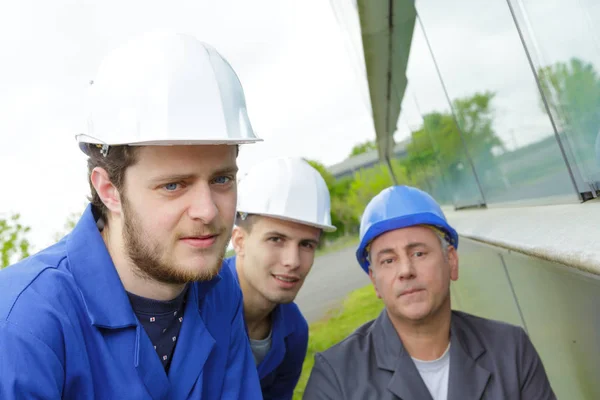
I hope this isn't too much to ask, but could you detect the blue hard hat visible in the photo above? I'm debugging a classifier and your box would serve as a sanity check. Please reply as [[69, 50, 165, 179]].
[[356, 185, 459, 273]]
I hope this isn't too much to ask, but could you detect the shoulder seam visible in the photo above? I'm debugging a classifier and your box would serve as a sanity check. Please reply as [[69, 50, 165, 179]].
[[5, 257, 67, 320]]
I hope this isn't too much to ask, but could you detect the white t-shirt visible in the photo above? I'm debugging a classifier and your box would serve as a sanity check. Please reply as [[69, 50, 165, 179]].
[[249, 329, 272, 365], [411, 343, 451, 400]]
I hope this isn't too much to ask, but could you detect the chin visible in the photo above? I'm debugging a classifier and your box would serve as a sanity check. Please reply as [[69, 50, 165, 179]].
[[267, 292, 297, 305], [393, 305, 432, 322], [177, 257, 223, 278]]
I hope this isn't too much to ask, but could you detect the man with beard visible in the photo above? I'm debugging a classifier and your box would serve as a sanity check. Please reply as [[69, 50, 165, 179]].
[[223, 157, 336, 399], [303, 185, 556, 400], [0, 32, 263, 399]]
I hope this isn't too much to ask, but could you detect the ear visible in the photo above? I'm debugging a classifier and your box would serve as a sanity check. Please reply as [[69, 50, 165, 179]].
[[90, 167, 122, 215], [448, 246, 459, 281], [368, 267, 382, 299], [231, 226, 246, 256]]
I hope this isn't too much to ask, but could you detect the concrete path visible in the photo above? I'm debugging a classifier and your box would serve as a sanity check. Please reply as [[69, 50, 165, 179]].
[[294, 246, 371, 323]]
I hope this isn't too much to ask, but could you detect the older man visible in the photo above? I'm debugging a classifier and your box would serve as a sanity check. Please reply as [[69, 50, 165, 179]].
[[303, 185, 556, 400]]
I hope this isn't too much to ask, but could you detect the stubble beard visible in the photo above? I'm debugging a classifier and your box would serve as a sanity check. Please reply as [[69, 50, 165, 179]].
[[122, 198, 229, 285]]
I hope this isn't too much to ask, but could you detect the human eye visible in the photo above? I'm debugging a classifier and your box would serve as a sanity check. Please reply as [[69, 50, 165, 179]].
[[212, 175, 233, 185], [301, 242, 316, 250], [380, 258, 393, 266], [163, 182, 181, 192]]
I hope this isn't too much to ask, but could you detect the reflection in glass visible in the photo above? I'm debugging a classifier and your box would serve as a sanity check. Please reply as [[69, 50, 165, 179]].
[[416, 0, 580, 205], [508, 0, 600, 192], [401, 23, 486, 208], [397, 92, 453, 205]]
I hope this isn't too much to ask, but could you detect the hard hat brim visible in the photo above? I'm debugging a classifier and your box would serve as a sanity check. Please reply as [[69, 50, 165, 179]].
[[76, 134, 263, 155], [237, 211, 337, 233]]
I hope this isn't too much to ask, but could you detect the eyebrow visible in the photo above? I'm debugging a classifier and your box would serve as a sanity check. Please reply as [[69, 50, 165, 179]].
[[374, 248, 396, 259], [212, 166, 239, 177], [264, 231, 320, 246], [374, 243, 428, 258], [405, 242, 428, 250], [149, 166, 239, 184]]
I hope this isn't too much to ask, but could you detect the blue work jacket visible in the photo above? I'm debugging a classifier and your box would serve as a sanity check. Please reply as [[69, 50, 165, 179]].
[[0, 204, 262, 399], [224, 256, 309, 400]]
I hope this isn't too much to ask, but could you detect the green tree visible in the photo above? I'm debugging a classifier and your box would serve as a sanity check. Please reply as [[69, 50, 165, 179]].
[[404, 91, 503, 196], [349, 140, 377, 157], [1, 213, 31, 269], [537, 57, 600, 171], [453, 91, 504, 164], [305, 159, 336, 189], [305, 159, 357, 239], [346, 160, 408, 218]]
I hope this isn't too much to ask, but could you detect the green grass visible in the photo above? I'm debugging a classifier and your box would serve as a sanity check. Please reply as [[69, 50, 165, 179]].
[[292, 284, 385, 399]]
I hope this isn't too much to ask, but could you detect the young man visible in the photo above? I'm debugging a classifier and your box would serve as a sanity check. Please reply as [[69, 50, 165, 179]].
[[0, 32, 263, 399], [223, 157, 336, 399], [303, 185, 556, 400]]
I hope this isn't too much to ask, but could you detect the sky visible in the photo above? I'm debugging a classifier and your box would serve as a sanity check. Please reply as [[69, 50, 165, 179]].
[[1, 0, 598, 251]]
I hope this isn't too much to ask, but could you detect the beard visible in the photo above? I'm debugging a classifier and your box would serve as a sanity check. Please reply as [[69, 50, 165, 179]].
[[121, 198, 229, 285]]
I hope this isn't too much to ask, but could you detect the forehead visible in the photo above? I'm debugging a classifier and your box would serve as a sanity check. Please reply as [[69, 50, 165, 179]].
[[252, 216, 321, 239], [130, 145, 237, 176], [370, 225, 438, 251]]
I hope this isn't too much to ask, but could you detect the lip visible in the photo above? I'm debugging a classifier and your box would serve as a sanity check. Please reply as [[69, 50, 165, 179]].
[[180, 235, 218, 249], [272, 274, 301, 289], [400, 288, 424, 297]]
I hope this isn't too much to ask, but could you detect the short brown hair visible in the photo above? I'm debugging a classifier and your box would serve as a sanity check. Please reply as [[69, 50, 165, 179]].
[[235, 213, 257, 233], [85, 144, 139, 224]]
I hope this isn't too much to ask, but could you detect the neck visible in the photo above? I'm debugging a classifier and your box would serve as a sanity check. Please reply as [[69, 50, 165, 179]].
[[389, 300, 452, 361], [236, 256, 276, 340], [102, 222, 186, 301]]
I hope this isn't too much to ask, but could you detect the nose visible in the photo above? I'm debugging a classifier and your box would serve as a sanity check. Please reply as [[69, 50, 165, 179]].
[[187, 182, 218, 224], [281, 245, 301, 270], [395, 257, 415, 281]]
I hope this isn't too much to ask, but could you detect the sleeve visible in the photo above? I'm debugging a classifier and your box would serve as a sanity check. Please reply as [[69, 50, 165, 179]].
[[302, 352, 342, 400], [0, 320, 64, 399], [261, 319, 309, 400], [518, 327, 557, 400], [219, 284, 263, 400]]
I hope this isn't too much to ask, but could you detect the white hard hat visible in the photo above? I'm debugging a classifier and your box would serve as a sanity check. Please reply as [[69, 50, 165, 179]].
[[237, 157, 337, 232], [76, 31, 261, 155]]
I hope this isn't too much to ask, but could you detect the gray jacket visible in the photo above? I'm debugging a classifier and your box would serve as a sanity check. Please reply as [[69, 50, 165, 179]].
[[303, 310, 556, 400]]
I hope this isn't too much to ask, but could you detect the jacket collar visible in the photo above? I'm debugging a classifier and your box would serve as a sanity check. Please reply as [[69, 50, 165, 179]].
[[373, 309, 491, 400], [67, 204, 221, 329], [446, 312, 491, 399], [372, 310, 433, 399]]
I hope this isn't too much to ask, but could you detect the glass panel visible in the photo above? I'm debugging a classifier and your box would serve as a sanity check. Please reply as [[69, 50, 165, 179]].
[[395, 86, 454, 205], [404, 22, 486, 208], [416, 0, 580, 205], [508, 0, 600, 193]]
